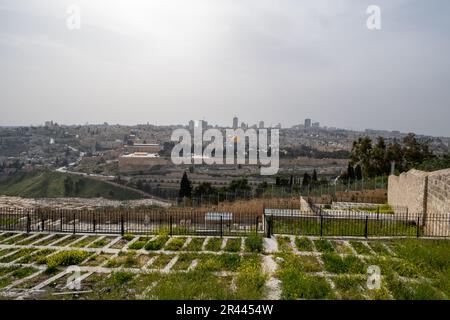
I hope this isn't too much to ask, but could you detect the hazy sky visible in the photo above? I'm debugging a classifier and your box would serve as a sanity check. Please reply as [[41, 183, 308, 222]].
[[0, 0, 449, 136]]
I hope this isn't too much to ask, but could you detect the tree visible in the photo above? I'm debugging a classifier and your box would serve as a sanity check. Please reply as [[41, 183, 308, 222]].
[[227, 178, 251, 192], [179, 172, 192, 199], [355, 164, 363, 181], [403, 133, 433, 169], [312, 169, 318, 185], [63, 177, 73, 196], [385, 140, 404, 173], [371, 137, 389, 176], [347, 164, 355, 181], [302, 172, 311, 188], [193, 182, 217, 197]]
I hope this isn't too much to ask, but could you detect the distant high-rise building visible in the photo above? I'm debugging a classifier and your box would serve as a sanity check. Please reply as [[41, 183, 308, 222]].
[[259, 121, 264, 129], [304, 118, 312, 129], [188, 120, 195, 131], [233, 116, 238, 129], [240, 122, 247, 130], [195, 120, 207, 132], [312, 122, 320, 128]]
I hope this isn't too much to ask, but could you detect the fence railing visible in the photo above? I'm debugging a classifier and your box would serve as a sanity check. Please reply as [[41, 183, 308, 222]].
[[264, 211, 450, 238], [0, 207, 449, 238], [0, 208, 261, 237]]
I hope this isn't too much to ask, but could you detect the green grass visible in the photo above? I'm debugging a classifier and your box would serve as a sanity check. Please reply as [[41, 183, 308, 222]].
[[233, 254, 266, 299], [16, 234, 48, 245], [349, 241, 373, 255], [0, 267, 38, 289], [204, 237, 222, 251], [0, 248, 36, 263], [322, 253, 366, 274], [0, 170, 143, 200], [278, 271, 334, 300], [164, 237, 187, 251], [351, 204, 394, 214], [332, 241, 354, 254], [277, 253, 322, 273], [386, 274, 446, 300], [368, 241, 392, 256], [183, 238, 205, 251], [272, 217, 419, 237], [172, 253, 197, 271], [295, 237, 314, 251], [88, 238, 112, 248], [244, 234, 264, 253], [277, 236, 292, 252], [128, 237, 150, 250], [37, 234, 65, 246], [81, 253, 114, 267], [197, 254, 242, 272], [71, 236, 99, 248], [151, 254, 175, 269], [314, 239, 335, 253], [1, 233, 29, 244], [224, 238, 242, 252], [147, 271, 234, 300], [107, 251, 141, 268], [45, 250, 90, 270], [145, 236, 169, 251], [333, 276, 367, 300]]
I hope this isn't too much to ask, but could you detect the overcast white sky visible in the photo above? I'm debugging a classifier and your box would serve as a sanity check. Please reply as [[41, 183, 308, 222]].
[[0, 0, 449, 136]]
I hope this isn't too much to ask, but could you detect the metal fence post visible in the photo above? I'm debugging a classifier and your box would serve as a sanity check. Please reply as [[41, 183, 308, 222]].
[[320, 215, 323, 237], [220, 215, 223, 238], [60, 211, 63, 232], [26, 213, 31, 233], [121, 213, 125, 236], [255, 216, 259, 234], [93, 211, 96, 233], [417, 216, 420, 238], [72, 212, 75, 234], [364, 216, 368, 239], [170, 214, 173, 237]]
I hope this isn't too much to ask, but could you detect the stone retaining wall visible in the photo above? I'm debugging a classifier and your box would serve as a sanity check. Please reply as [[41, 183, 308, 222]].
[[388, 168, 450, 236]]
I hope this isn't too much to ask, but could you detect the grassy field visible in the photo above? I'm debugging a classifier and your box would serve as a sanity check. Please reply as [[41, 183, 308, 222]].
[[0, 170, 143, 200], [0, 231, 449, 300]]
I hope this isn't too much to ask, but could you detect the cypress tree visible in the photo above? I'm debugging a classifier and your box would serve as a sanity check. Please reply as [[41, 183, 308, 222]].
[[179, 171, 192, 198]]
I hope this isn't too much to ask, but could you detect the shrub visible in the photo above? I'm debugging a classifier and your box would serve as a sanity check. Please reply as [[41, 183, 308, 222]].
[[205, 238, 222, 251], [46, 250, 90, 269], [245, 235, 263, 253], [224, 238, 242, 252], [145, 236, 169, 251], [122, 233, 134, 241], [322, 253, 366, 274], [314, 239, 335, 253], [295, 237, 313, 251], [349, 241, 372, 255], [128, 241, 147, 250], [164, 238, 186, 251], [197, 254, 241, 272]]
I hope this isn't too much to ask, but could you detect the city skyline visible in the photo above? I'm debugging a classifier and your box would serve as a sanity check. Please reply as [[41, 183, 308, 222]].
[[1, 0, 450, 137]]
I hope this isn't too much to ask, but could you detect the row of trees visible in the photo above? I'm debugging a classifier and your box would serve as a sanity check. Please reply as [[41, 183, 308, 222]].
[[178, 169, 329, 199], [179, 172, 253, 199], [346, 133, 433, 179]]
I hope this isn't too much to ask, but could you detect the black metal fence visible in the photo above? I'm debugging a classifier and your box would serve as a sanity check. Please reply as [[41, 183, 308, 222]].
[[0, 208, 261, 237], [1, 207, 449, 238], [264, 210, 450, 238]]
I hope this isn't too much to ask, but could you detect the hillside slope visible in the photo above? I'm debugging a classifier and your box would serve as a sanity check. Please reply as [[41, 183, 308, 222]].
[[0, 171, 143, 201]]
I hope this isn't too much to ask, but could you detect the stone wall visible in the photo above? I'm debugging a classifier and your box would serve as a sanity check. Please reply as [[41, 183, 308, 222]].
[[388, 168, 450, 236], [388, 169, 428, 215]]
